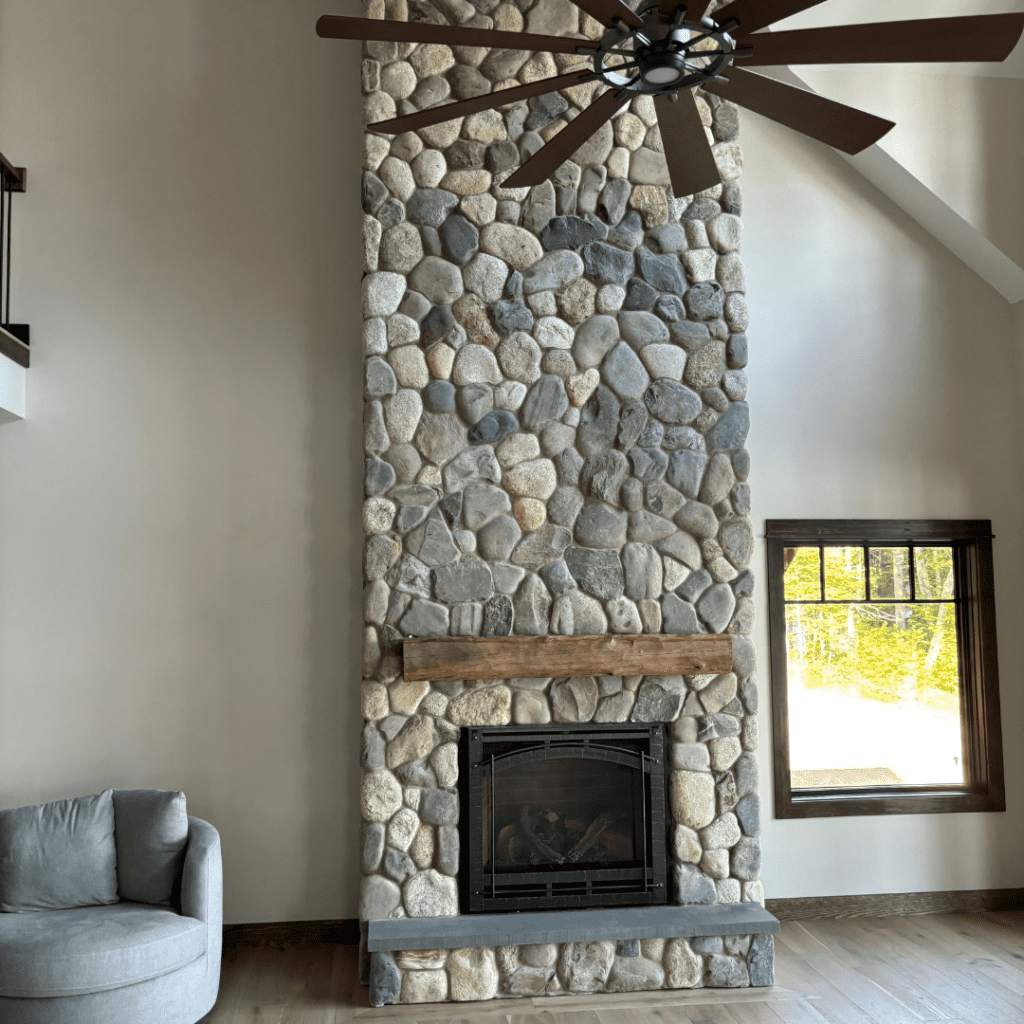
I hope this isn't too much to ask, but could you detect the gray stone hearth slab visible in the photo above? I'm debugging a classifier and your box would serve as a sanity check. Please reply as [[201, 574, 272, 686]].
[[367, 904, 779, 952]]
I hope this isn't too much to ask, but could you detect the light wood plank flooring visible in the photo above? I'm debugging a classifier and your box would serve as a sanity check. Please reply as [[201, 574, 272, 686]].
[[202, 911, 1023, 1024]]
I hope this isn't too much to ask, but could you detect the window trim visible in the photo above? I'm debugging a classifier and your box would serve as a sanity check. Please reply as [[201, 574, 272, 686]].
[[766, 519, 1006, 819]]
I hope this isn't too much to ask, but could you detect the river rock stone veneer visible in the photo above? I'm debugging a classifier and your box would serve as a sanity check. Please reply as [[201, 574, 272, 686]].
[[359, 0, 767, 1005]]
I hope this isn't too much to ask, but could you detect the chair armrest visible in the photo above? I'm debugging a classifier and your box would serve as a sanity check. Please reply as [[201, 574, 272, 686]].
[[181, 816, 222, 976]]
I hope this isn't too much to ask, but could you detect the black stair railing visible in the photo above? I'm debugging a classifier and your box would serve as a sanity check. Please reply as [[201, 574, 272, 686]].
[[0, 152, 28, 368]]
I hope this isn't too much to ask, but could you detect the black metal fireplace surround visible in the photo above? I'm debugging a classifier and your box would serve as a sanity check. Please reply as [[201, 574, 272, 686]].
[[459, 723, 670, 913]]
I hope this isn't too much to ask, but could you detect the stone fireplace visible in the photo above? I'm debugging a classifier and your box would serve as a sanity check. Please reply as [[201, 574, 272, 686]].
[[359, 0, 774, 1005]]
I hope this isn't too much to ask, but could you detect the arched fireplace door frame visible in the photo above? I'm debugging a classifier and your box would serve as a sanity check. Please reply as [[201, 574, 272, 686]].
[[461, 724, 671, 914]]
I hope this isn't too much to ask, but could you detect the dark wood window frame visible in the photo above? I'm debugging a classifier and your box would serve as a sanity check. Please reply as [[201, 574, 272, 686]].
[[766, 519, 1006, 819]]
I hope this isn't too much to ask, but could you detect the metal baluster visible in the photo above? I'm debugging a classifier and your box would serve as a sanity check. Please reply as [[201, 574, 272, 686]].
[[0, 171, 6, 328], [5, 174, 12, 330]]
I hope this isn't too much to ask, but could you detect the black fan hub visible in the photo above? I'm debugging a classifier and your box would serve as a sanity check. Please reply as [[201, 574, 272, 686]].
[[593, 5, 738, 97]]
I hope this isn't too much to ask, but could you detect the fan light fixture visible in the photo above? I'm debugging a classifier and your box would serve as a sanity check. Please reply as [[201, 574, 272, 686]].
[[316, 0, 1024, 199]]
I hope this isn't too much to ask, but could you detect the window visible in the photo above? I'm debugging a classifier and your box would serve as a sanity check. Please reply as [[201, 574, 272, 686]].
[[766, 520, 1005, 818]]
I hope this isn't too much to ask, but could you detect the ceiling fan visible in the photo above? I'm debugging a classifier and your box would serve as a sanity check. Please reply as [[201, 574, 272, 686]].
[[317, 0, 1024, 199]]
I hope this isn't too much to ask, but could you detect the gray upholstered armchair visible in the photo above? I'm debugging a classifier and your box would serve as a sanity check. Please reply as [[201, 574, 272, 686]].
[[0, 790, 222, 1024]]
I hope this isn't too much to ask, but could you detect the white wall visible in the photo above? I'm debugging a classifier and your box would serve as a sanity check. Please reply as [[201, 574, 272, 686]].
[[742, 96, 1024, 897], [0, 0, 366, 922]]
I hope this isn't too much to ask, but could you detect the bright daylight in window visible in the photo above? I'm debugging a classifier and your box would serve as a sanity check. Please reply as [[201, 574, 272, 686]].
[[782, 544, 962, 790]]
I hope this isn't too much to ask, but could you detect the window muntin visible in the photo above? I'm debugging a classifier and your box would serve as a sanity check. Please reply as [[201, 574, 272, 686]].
[[766, 521, 1005, 818]]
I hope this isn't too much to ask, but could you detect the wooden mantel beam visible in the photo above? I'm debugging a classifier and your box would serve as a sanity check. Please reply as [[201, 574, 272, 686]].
[[402, 634, 733, 683]]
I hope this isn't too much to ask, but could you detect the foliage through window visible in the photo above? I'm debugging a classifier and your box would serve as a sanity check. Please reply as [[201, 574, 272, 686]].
[[766, 521, 1005, 818]]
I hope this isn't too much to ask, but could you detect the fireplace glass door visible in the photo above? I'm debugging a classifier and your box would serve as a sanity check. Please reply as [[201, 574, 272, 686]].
[[464, 724, 669, 913]]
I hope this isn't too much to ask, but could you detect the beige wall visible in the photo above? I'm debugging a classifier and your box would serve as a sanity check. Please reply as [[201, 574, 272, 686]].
[[1, 2, 1020, 921], [742, 98, 1024, 898], [0, 0, 366, 922]]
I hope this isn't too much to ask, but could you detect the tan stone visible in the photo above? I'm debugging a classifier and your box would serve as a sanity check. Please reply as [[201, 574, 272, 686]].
[[566, 368, 600, 407], [362, 681, 389, 720], [386, 715, 439, 768], [387, 807, 420, 851], [497, 432, 541, 468], [513, 497, 547, 531], [504, 459, 557, 500], [665, 938, 703, 989], [629, 184, 669, 226], [447, 685, 513, 726], [673, 824, 702, 864], [460, 193, 497, 226], [640, 937, 665, 961], [614, 111, 647, 151], [388, 346, 429, 389], [430, 742, 459, 788], [396, 948, 447, 970], [670, 770, 716, 829], [709, 736, 742, 771], [364, 134, 390, 172], [713, 141, 743, 181], [364, 91, 396, 127], [361, 769, 402, 822], [389, 679, 430, 715], [463, 110, 507, 144], [409, 826, 435, 870], [557, 277, 597, 326], [409, 43, 455, 77], [449, 948, 499, 1001], [399, 968, 447, 1003], [520, 51, 557, 84], [480, 223, 544, 271], [419, 119, 463, 149], [513, 689, 551, 724], [426, 343, 455, 380], [492, 4, 523, 31]]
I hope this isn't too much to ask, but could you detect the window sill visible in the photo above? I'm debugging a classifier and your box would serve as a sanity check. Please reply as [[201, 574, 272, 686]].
[[776, 785, 1006, 818]]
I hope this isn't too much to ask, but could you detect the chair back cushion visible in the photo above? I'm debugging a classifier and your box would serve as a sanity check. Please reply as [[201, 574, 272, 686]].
[[0, 790, 119, 913], [112, 790, 188, 906]]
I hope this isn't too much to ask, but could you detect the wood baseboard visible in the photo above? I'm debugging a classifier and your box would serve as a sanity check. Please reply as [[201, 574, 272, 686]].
[[767, 888, 1024, 920], [223, 918, 361, 949], [222, 890, 1024, 948]]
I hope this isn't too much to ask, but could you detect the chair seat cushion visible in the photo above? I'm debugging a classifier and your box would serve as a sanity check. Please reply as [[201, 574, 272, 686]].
[[0, 901, 206, 998]]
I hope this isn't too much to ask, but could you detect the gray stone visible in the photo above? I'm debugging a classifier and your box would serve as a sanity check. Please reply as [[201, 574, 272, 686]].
[[482, 593, 514, 636], [564, 547, 625, 600], [581, 242, 634, 286], [424, 379, 457, 415], [540, 215, 607, 251], [646, 223, 687, 254], [394, 759, 437, 788], [574, 504, 628, 549], [749, 935, 774, 987], [720, 518, 753, 568], [577, 386, 621, 457], [572, 317, 618, 372], [444, 444, 501, 491], [421, 305, 457, 346], [492, 298, 534, 334], [627, 447, 667, 482], [438, 491, 463, 529], [477, 515, 522, 562], [406, 512, 460, 568], [439, 213, 479, 265], [456, 382, 494, 424], [521, 374, 569, 429], [365, 457, 396, 496], [673, 743, 711, 771], [679, 568, 712, 603], [512, 523, 572, 569], [667, 450, 708, 498], [618, 311, 669, 348], [462, 482, 512, 530], [674, 863, 717, 905], [654, 294, 685, 324], [637, 247, 685, 293], [684, 282, 725, 321], [384, 847, 417, 884], [691, 936, 724, 954], [662, 594, 701, 635], [362, 171, 387, 214], [705, 401, 750, 452], [675, 500, 719, 539], [697, 583, 736, 632], [603, 343, 651, 402], [399, 599, 450, 637], [631, 681, 683, 722], [451, 599, 483, 636], [468, 410, 518, 446], [362, 822, 385, 873], [437, 825, 459, 876], [551, 676, 599, 722], [404, 869, 459, 918], [447, 64, 491, 101], [365, 355, 398, 399], [599, 178, 631, 225], [395, 505, 430, 534], [433, 561, 494, 603], [522, 250, 584, 294], [391, 555, 431, 600], [606, 956, 665, 993], [606, 209, 644, 250], [547, 486, 584, 527], [513, 572, 553, 634], [699, 714, 741, 739], [624, 278, 657, 311], [616, 939, 639, 957], [628, 510, 675, 543], [485, 140, 519, 173], [407, 189, 460, 228], [739, 674, 758, 712], [363, 873, 402, 922], [732, 634, 756, 676], [735, 793, 761, 836], [727, 333, 748, 369], [540, 559, 576, 596], [734, 752, 758, 797], [730, 482, 752, 516], [707, 954, 749, 988], [646, 480, 684, 519], [558, 942, 615, 993], [645, 380, 702, 424], [418, 788, 459, 826], [549, 587, 606, 635], [415, 413, 469, 466], [452, 344, 502, 386], [369, 952, 401, 1007], [555, 446, 584, 487], [607, 595, 642, 634], [365, 534, 401, 582], [732, 836, 761, 881], [580, 451, 629, 505], [663, 426, 705, 453], [616, 400, 648, 450], [623, 543, 661, 601]]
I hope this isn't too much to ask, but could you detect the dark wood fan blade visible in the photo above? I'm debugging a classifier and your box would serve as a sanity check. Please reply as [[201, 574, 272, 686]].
[[703, 66, 895, 155], [503, 88, 629, 189], [316, 15, 598, 54], [369, 70, 595, 135], [736, 13, 1024, 66], [712, 0, 827, 35], [569, 0, 644, 29], [656, 1, 710, 22], [654, 93, 721, 197]]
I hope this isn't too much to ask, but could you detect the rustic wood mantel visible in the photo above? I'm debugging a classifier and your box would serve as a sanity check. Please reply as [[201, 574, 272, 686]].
[[402, 633, 733, 682]]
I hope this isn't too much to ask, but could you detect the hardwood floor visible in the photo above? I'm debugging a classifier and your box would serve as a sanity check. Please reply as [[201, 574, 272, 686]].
[[202, 911, 1023, 1024]]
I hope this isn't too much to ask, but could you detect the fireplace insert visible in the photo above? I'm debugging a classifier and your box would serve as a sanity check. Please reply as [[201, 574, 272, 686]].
[[461, 723, 670, 913]]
